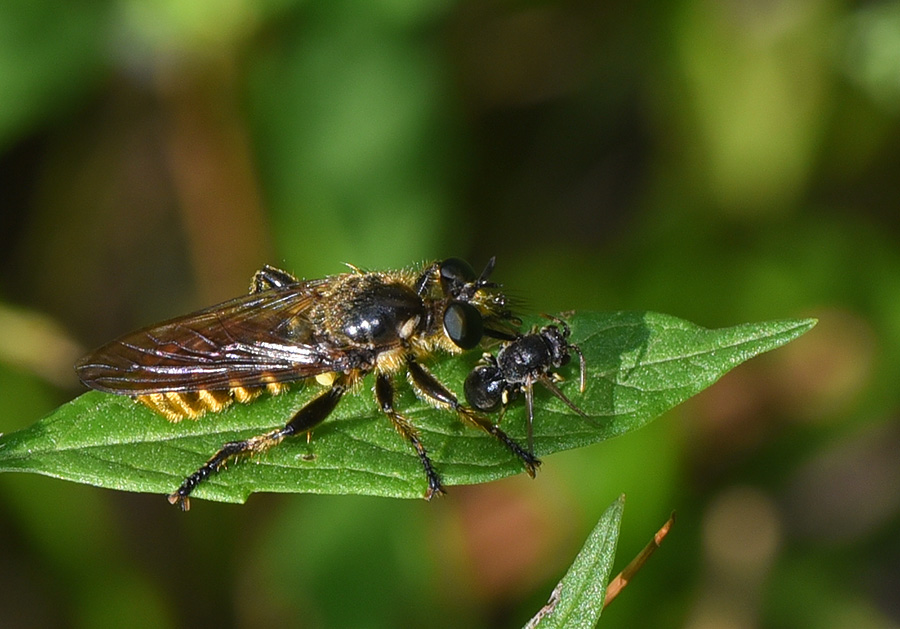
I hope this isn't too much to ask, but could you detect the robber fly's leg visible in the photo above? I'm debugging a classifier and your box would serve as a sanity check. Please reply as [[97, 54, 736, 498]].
[[375, 373, 444, 499], [405, 357, 540, 477], [168, 377, 347, 510], [249, 265, 300, 293], [413, 260, 442, 295]]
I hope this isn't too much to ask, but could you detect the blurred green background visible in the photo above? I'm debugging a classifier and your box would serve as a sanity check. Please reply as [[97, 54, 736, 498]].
[[1, 0, 898, 627]]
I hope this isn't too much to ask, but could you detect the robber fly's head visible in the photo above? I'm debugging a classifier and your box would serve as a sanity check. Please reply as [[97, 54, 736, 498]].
[[427, 257, 519, 350]]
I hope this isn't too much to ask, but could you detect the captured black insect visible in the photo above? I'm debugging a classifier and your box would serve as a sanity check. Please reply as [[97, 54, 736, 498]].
[[463, 316, 592, 454], [75, 258, 539, 509]]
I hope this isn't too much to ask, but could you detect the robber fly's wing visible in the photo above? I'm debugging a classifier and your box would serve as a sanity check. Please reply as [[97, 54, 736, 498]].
[[75, 281, 346, 394]]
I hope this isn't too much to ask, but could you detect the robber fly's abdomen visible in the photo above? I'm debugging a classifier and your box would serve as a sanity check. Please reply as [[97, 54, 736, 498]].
[[134, 382, 292, 421]]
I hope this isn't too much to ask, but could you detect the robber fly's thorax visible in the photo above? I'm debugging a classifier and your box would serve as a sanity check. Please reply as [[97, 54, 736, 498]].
[[310, 271, 428, 349]]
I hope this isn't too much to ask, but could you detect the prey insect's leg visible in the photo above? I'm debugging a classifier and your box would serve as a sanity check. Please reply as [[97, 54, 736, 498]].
[[537, 375, 601, 431], [571, 342, 587, 393], [406, 358, 540, 477], [375, 373, 444, 499], [524, 375, 535, 456], [168, 378, 347, 510]]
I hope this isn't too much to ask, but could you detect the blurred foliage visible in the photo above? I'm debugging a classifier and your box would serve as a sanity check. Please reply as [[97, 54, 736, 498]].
[[527, 494, 626, 628], [0, 0, 899, 627]]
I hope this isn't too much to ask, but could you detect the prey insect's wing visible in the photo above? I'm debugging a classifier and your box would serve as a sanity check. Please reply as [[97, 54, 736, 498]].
[[75, 280, 347, 394]]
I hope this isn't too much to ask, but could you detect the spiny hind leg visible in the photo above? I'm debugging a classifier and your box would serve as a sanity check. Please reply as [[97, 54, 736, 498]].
[[168, 378, 347, 510], [375, 372, 444, 499], [405, 357, 540, 477]]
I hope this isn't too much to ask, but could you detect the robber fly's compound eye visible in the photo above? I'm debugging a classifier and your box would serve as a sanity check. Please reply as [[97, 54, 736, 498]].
[[443, 302, 483, 349], [439, 258, 477, 295]]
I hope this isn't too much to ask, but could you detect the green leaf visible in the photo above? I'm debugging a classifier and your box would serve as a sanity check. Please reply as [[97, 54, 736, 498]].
[[525, 495, 625, 628], [0, 312, 815, 505]]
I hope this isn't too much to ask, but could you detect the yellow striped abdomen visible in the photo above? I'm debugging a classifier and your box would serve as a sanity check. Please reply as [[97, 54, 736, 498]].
[[135, 382, 291, 421]]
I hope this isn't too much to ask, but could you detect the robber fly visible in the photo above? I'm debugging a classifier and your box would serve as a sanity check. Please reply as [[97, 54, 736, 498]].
[[463, 316, 594, 455], [75, 258, 539, 509]]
